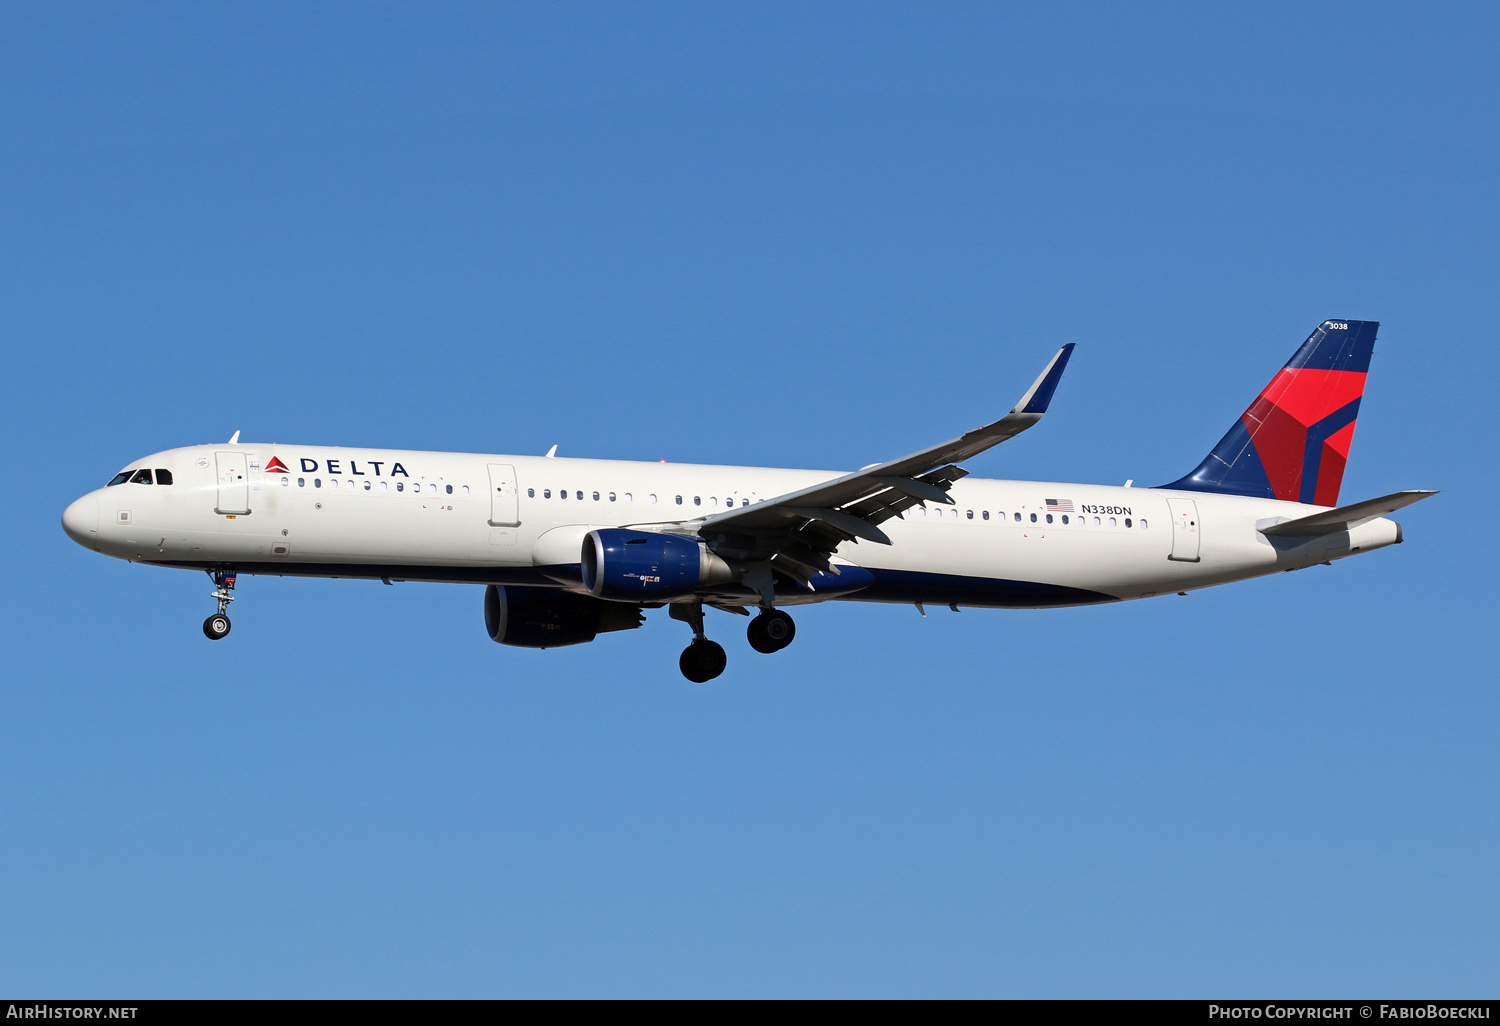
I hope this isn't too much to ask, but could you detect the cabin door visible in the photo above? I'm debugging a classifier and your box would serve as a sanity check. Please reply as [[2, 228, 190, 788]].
[[487, 464, 520, 526], [1167, 497, 1201, 562], [215, 451, 250, 514]]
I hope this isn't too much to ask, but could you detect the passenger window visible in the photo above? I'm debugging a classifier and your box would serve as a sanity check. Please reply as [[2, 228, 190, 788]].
[[1124, 518, 1132, 528], [609, 492, 617, 502], [429, 484, 438, 494], [1109, 517, 1117, 527], [445, 484, 453, 494], [527, 488, 535, 497], [1140, 519, 1148, 529], [1061, 514, 1068, 524], [462, 485, 469, 495], [397, 482, 404, 492], [1029, 513, 1037, 523], [966, 510, 973, 519], [544, 489, 551, 498], [131, 469, 153, 484], [593, 491, 600, 501], [1014, 512, 1021, 522], [315, 479, 323, 488], [693, 496, 701, 506], [575, 491, 583, 500], [347, 480, 355, 490], [675, 496, 683, 505], [155, 469, 173, 485], [364, 481, 372, 490], [1045, 513, 1053, 524], [624, 492, 633, 503], [107, 472, 132, 486], [1093, 516, 1100, 525], [281, 477, 289, 487], [710, 496, 718, 507], [380, 481, 388, 491], [916, 507, 926, 517], [298, 478, 306, 487], [649, 494, 657, 504], [982, 511, 989, 520]]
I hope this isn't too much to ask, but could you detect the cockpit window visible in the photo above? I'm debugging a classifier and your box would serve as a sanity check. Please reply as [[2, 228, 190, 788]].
[[130, 469, 153, 484], [154, 469, 173, 485], [107, 471, 132, 486]]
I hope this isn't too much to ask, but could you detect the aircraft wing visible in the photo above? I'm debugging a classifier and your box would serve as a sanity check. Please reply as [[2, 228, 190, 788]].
[[684, 344, 1075, 585]]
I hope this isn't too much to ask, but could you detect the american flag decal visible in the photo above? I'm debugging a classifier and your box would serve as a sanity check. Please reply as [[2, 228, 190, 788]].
[[1045, 498, 1074, 512]]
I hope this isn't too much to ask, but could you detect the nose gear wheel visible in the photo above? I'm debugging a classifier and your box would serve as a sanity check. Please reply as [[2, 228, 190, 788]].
[[203, 569, 237, 641]]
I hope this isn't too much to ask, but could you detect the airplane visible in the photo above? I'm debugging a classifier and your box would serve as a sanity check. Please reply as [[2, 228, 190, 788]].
[[61, 319, 1433, 682]]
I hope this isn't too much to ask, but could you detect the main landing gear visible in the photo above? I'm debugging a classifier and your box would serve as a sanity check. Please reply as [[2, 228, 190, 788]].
[[670, 603, 798, 681], [203, 570, 236, 640], [671, 603, 727, 683], [747, 609, 796, 654]]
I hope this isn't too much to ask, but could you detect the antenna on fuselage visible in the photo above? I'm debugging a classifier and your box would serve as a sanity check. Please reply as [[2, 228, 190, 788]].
[[228, 430, 240, 444]]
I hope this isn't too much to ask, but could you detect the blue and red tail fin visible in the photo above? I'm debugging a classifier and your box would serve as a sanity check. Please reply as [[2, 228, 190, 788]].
[[1163, 319, 1378, 506]]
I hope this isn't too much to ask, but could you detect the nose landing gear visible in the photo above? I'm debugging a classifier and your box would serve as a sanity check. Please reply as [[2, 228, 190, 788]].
[[747, 609, 796, 654], [670, 602, 727, 683], [202, 570, 236, 640]]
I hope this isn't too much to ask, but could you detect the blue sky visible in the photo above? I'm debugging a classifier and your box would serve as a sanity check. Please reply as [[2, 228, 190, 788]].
[[2, 2, 1496, 997]]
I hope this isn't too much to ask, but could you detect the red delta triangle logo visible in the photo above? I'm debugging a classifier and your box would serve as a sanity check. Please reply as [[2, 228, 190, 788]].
[[263, 457, 291, 474]]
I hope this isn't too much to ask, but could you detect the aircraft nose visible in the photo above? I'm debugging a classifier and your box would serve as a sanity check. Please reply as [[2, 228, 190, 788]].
[[62, 492, 100, 547]]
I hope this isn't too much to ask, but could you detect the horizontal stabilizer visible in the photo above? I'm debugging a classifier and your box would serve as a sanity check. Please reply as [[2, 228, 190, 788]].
[[1258, 490, 1438, 537]]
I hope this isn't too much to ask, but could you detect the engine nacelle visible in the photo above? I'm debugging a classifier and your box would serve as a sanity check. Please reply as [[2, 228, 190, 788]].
[[581, 529, 734, 601], [484, 584, 643, 648]]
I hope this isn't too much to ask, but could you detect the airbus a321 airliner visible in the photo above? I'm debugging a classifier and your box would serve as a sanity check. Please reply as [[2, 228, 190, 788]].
[[62, 319, 1432, 681]]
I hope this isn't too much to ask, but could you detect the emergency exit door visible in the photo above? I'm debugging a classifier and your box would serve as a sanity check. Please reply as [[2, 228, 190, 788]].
[[215, 451, 250, 514], [487, 464, 520, 526], [1167, 497, 1201, 562]]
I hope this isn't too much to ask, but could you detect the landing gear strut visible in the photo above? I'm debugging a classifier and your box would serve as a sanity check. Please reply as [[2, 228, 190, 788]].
[[203, 569, 236, 640], [671, 602, 726, 683], [747, 608, 796, 654]]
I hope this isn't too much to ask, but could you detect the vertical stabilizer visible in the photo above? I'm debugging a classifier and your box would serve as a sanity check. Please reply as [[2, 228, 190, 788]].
[[1163, 319, 1378, 506]]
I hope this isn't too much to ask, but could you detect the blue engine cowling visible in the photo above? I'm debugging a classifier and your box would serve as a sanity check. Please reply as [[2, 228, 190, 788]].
[[485, 585, 644, 648], [581, 529, 734, 601]]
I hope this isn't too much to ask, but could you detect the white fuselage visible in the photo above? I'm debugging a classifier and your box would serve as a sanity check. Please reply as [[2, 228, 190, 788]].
[[62, 442, 1404, 608]]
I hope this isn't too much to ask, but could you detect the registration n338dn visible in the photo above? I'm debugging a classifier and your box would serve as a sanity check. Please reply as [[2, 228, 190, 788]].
[[62, 320, 1433, 682]]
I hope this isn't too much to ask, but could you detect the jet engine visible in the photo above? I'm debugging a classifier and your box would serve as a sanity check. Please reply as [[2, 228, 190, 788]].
[[484, 584, 644, 648], [581, 528, 735, 601]]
